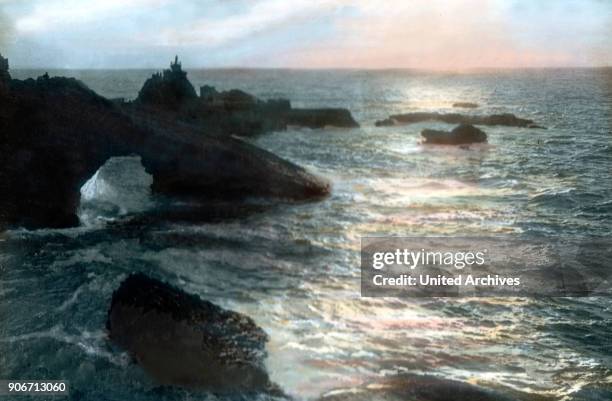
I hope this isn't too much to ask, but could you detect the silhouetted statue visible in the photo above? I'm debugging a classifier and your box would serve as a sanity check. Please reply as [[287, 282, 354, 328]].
[[170, 55, 181, 72]]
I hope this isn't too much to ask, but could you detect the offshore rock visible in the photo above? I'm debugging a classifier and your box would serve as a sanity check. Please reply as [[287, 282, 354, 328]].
[[452, 102, 478, 108], [136, 56, 197, 109], [107, 273, 280, 393], [375, 112, 544, 128], [286, 108, 360, 129], [0, 55, 330, 230], [421, 124, 487, 145]]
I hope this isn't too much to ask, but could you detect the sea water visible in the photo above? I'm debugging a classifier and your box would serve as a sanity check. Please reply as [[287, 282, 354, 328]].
[[2, 68, 611, 400]]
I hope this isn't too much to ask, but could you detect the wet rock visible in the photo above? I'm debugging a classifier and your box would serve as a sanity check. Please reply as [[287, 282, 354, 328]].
[[106, 273, 280, 393], [317, 374, 517, 401], [0, 55, 329, 230], [452, 102, 478, 108], [375, 112, 544, 128], [286, 108, 359, 129], [421, 124, 487, 145]]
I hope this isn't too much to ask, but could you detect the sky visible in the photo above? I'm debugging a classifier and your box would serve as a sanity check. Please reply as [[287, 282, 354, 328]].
[[0, 0, 610, 69]]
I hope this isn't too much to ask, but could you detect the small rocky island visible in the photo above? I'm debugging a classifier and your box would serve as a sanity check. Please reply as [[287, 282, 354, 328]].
[[375, 111, 544, 128], [0, 55, 361, 230], [421, 124, 487, 145]]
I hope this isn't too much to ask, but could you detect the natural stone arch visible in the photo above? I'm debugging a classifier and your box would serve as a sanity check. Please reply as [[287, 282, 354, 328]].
[[78, 156, 154, 225]]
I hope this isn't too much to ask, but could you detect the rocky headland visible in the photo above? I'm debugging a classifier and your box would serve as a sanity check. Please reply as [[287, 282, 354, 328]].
[[127, 56, 359, 137], [375, 111, 544, 128], [0, 55, 335, 230]]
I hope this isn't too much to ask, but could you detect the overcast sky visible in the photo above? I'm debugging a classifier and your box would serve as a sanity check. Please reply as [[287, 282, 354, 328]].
[[0, 0, 610, 69]]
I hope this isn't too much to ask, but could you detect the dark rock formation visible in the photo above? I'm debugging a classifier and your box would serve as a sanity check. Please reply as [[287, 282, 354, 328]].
[[190, 85, 290, 135], [286, 108, 359, 129], [421, 124, 487, 145], [107, 273, 281, 393], [1, 73, 135, 228], [136, 56, 197, 109], [317, 374, 517, 401], [375, 112, 544, 129], [0, 55, 330, 230], [200, 85, 261, 110], [452, 102, 478, 108], [0, 53, 9, 81], [130, 57, 359, 136]]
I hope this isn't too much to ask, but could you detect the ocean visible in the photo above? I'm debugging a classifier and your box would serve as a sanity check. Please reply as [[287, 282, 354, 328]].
[[2, 68, 611, 400]]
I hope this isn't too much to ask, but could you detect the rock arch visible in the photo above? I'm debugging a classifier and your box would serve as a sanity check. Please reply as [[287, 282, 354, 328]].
[[1, 74, 329, 230]]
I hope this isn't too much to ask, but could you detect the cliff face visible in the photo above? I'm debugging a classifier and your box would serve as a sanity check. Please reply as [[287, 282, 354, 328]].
[[0, 55, 330, 230]]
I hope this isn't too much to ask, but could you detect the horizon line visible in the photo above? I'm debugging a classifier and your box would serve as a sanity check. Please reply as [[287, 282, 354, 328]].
[[10, 65, 612, 72]]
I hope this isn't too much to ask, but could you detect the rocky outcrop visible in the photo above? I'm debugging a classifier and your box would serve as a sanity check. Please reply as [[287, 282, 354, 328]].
[[135, 110, 331, 201], [375, 112, 544, 128], [130, 57, 359, 136], [0, 54, 330, 230], [452, 102, 478, 108], [136, 56, 197, 109], [421, 124, 487, 145], [200, 85, 262, 110], [107, 273, 281, 393], [317, 374, 516, 401], [286, 108, 359, 129], [0, 53, 9, 81], [1, 73, 136, 229]]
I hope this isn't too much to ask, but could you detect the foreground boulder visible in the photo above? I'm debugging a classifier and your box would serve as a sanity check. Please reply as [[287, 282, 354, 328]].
[[421, 124, 487, 145], [317, 374, 516, 401], [107, 273, 280, 393], [375, 112, 543, 128], [131, 57, 359, 136], [0, 54, 329, 230]]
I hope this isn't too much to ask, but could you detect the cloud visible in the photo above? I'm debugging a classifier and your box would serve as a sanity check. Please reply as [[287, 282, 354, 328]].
[[273, 0, 611, 69], [1, 0, 610, 68], [154, 0, 345, 47], [14, 0, 169, 34], [0, 6, 14, 50]]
